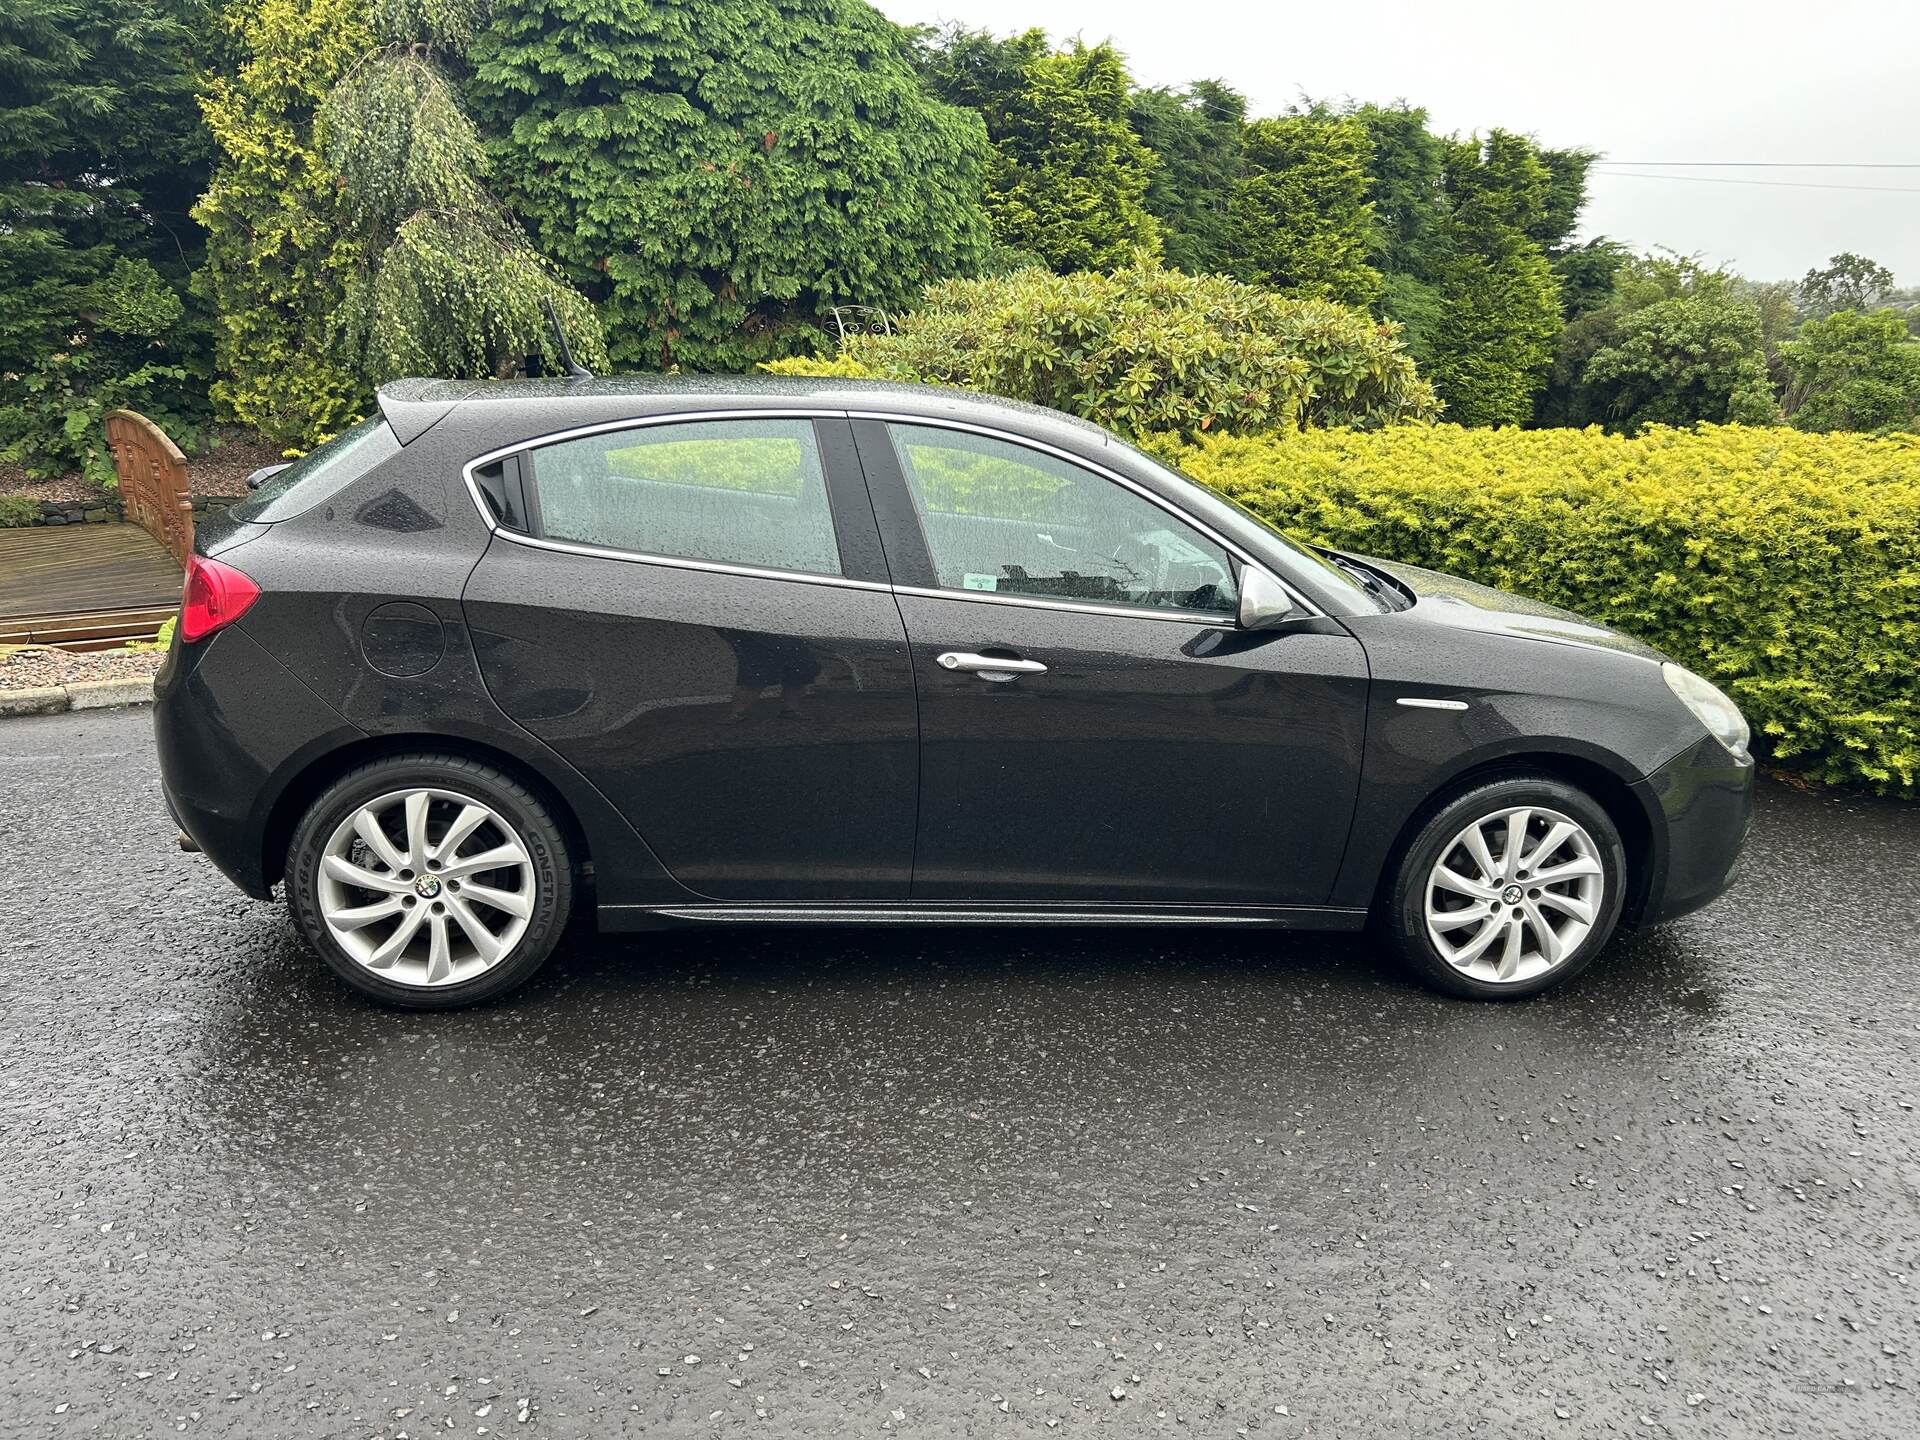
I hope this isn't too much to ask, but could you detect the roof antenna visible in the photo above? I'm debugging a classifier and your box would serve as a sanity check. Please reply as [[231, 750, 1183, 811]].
[[542, 294, 593, 381]]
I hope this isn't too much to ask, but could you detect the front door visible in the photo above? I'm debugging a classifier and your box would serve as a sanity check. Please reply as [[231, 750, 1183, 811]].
[[464, 415, 917, 900], [855, 420, 1369, 906]]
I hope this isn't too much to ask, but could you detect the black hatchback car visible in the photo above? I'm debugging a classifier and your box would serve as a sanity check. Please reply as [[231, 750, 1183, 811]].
[[154, 377, 1753, 1007]]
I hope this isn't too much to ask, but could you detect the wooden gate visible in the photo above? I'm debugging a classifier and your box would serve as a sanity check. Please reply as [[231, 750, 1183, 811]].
[[103, 409, 193, 568]]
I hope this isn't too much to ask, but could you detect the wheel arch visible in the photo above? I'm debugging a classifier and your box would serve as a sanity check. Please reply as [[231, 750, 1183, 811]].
[[1372, 750, 1663, 928], [259, 731, 596, 900]]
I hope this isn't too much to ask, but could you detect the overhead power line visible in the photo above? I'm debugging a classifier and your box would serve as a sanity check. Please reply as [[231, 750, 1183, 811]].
[[1593, 170, 1920, 194], [1593, 161, 1920, 168]]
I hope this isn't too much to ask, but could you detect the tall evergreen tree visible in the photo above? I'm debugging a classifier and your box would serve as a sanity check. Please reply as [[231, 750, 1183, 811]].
[[1349, 102, 1446, 281], [1225, 114, 1380, 306], [971, 38, 1161, 273], [1129, 80, 1246, 275], [320, 0, 604, 384], [194, 0, 372, 444], [1424, 131, 1563, 426], [0, 0, 214, 478], [1346, 102, 1447, 367], [469, 0, 993, 370], [1532, 147, 1598, 253]]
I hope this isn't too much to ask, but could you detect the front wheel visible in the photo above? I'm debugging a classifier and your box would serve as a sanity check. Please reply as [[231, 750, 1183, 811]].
[[285, 755, 573, 1009], [1383, 775, 1627, 1000]]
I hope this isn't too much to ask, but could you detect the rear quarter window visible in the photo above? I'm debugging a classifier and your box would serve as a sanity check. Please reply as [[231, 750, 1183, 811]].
[[229, 416, 401, 523]]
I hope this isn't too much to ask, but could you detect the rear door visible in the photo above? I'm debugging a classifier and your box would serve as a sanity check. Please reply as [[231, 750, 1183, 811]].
[[463, 414, 918, 900], [853, 418, 1369, 906]]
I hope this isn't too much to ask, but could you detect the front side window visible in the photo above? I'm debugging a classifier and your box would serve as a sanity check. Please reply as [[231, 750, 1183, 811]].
[[528, 419, 841, 577], [889, 424, 1237, 615]]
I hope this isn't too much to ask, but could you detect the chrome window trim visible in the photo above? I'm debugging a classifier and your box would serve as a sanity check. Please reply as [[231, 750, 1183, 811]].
[[455, 404, 1319, 621], [892, 584, 1233, 628], [460, 409, 867, 590]]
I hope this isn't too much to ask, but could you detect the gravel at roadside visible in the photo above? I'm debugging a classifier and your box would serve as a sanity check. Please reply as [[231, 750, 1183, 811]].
[[0, 645, 163, 692]]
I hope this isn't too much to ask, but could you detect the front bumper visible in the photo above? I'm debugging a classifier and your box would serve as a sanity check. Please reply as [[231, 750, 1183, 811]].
[[154, 624, 361, 898], [1631, 733, 1756, 927]]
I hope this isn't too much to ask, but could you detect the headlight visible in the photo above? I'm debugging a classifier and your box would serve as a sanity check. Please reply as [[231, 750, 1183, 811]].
[[1662, 662, 1750, 759]]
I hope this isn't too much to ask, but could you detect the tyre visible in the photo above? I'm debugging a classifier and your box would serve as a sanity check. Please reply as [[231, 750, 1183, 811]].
[[1383, 774, 1627, 1000], [285, 754, 573, 1008]]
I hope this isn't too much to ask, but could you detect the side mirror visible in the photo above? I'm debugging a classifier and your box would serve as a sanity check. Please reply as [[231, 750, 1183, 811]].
[[246, 462, 292, 491], [1238, 566, 1297, 630]]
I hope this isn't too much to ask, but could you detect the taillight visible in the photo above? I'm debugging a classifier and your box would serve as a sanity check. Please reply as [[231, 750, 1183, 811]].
[[179, 554, 261, 643]]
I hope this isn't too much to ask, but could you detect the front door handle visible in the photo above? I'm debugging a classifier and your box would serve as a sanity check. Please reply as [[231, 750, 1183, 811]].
[[936, 651, 1048, 682]]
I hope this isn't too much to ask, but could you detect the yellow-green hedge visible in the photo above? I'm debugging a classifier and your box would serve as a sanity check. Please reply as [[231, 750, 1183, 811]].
[[1163, 424, 1920, 795]]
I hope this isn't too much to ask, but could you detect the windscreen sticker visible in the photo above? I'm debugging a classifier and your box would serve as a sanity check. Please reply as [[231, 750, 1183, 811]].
[[962, 573, 999, 591]]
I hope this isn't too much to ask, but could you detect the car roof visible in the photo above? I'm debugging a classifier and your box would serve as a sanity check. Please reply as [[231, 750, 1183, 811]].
[[377, 374, 1114, 452]]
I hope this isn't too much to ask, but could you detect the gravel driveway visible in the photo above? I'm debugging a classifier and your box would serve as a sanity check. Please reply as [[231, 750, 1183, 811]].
[[1, 707, 1915, 1438]]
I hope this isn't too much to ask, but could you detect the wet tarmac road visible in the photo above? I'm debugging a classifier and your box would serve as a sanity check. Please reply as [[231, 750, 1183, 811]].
[[1, 706, 1916, 1438]]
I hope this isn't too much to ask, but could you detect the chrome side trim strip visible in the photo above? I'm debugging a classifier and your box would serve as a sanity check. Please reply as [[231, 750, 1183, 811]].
[[485, 528, 892, 593], [1397, 697, 1470, 712], [653, 906, 1287, 925], [893, 585, 1234, 628]]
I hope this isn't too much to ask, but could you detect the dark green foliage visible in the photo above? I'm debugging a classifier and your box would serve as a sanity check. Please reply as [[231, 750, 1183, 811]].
[[1343, 108, 1593, 423], [1799, 252, 1894, 318], [469, 0, 994, 371], [194, 0, 372, 446], [1580, 296, 1776, 428], [1375, 271, 1446, 369], [1541, 253, 1776, 430], [1531, 147, 1597, 252], [1226, 115, 1380, 306], [1129, 80, 1246, 275], [1553, 237, 1630, 320], [1423, 132, 1562, 426], [770, 260, 1439, 438], [915, 27, 1160, 274], [321, 16, 606, 384], [1783, 308, 1920, 432], [970, 37, 1161, 273], [910, 23, 1042, 121], [0, 0, 213, 481], [1349, 103, 1446, 282]]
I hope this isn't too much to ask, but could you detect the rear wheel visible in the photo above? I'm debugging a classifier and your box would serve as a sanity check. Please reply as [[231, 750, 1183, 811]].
[[1384, 775, 1626, 1000], [285, 755, 572, 1008]]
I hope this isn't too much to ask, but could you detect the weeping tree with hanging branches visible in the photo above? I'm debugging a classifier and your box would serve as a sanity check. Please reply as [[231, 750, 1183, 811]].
[[317, 0, 605, 386]]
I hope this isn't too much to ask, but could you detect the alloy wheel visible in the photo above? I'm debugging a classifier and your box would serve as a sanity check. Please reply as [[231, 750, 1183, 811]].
[[316, 787, 536, 988], [1423, 805, 1604, 985]]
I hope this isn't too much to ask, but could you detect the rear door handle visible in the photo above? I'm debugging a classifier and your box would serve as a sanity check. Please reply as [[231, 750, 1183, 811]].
[[936, 651, 1048, 681]]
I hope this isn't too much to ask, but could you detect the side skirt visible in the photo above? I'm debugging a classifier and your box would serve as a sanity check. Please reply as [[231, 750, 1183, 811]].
[[597, 903, 1371, 934]]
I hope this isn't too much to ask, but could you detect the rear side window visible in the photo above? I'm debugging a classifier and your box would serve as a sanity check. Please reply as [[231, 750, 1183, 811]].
[[229, 415, 400, 523], [527, 419, 842, 577]]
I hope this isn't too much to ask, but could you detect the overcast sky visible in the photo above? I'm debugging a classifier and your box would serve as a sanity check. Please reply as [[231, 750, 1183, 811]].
[[876, 0, 1920, 286]]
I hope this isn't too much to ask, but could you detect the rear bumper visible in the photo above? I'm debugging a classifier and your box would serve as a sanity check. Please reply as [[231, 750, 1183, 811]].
[[1631, 733, 1756, 927], [154, 625, 361, 899]]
